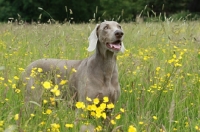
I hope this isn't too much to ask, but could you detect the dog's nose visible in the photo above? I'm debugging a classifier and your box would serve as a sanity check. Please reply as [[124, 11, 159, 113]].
[[114, 30, 124, 38]]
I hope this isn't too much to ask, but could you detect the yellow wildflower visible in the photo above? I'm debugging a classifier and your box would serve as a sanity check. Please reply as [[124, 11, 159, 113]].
[[156, 67, 161, 71], [39, 121, 46, 126], [14, 114, 19, 120], [101, 112, 106, 119], [59, 80, 68, 85], [42, 81, 51, 89], [18, 68, 25, 71], [14, 76, 19, 80], [96, 126, 102, 131], [43, 100, 48, 104], [51, 123, 60, 132], [93, 98, 99, 105], [64, 65, 67, 70], [91, 104, 97, 111], [103, 96, 109, 103], [115, 114, 121, 120], [128, 125, 137, 132], [51, 85, 61, 96], [12, 84, 16, 89], [86, 96, 92, 102], [139, 122, 144, 125], [110, 120, 116, 125], [46, 109, 52, 114], [100, 103, 106, 111], [0, 121, 4, 127], [120, 108, 125, 112], [76, 102, 85, 109], [107, 103, 114, 109], [65, 123, 74, 128], [15, 89, 20, 93], [31, 86, 35, 89], [72, 68, 77, 73], [0, 77, 4, 80], [37, 68, 43, 72], [153, 116, 157, 120]]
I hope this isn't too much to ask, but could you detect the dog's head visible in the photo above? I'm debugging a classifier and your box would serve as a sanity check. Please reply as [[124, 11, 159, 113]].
[[88, 21, 125, 53]]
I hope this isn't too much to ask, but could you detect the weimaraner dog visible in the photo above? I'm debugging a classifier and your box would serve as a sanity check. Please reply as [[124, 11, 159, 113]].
[[22, 21, 125, 109]]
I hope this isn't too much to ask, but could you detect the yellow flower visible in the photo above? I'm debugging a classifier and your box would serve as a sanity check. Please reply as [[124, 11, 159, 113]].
[[156, 67, 161, 71], [43, 99, 48, 104], [37, 68, 43, 72], [87, 105, 92, 111], [14, 114, 19, 120], [18, 68, 25, 71], [46, 109, 52, 114], [101, 112, 106, 119], [96, 126, 102, 131], [30, 114, 35, 117], [110, 120, 116, 125], [51, 85, 61, 96], [59, 80, 68, 85], [72, 68, 77, 73], [0, 77, 4, 80], [15, 89, 21, 93], [115, 114, 121, 120], [128, 125, 137, 132], [31, 86, 35, 89], [65, 123, 74, 128], [91, 104, 97, 111], [93, 98, 99, 105], [103, 96, 109, 103], [139, 122, 144, 125], [64, 65, 67, 70], [100, 103, 106, 111], [86, 97, 92, 102], [76, 102, 85, 109], [120, 108, 125, 113], [0, 121, 4, 127], [39, 121, 46, 126], [51, 123, 60, 132], [42, 81, 51, 89], [153, 116, 157, 120], [12, 84, 16, 89], [91, 111, 96, 117], [14, 76, 19, 80], [107, 103, 114, 109]]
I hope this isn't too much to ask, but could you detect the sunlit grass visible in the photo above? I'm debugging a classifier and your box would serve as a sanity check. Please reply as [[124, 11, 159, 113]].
[[0, 21, 200, 131]]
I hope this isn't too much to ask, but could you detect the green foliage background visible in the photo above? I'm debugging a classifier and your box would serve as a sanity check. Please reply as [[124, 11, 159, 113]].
[[0, 0, 199, 23]]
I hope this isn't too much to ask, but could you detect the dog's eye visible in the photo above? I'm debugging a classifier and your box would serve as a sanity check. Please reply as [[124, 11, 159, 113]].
[[118, 25, 122, 29], [104, 25, 109, 30]]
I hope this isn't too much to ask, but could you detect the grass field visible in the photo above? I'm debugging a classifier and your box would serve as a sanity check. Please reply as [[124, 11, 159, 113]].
[[0, 21, 200, 132]]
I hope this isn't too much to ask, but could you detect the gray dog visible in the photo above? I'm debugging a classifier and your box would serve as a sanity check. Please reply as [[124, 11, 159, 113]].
[[22, 21, 125, 109]]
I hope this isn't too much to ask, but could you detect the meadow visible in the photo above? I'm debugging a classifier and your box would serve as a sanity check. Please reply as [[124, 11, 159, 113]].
[[0, 21, 200, 132]]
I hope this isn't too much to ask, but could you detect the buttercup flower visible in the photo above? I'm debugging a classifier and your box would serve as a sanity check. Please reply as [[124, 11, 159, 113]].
[[93, 98, 99, 105], [103, 96, 109, 103], [76, 102, 85, 109], [42, 81, 51, 89], [65, 123, 74, 128], [128, 125, 137, 132]]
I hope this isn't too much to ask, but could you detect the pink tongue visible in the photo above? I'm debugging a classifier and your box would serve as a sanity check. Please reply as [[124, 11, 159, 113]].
[[110, 43, 121, 50]]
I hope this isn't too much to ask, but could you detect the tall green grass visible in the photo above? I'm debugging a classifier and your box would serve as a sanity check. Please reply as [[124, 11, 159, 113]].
[[0, 21, 200, 131]]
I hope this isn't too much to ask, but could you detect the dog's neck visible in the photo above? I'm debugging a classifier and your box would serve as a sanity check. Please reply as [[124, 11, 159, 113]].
[[94, 43, 117, 85]]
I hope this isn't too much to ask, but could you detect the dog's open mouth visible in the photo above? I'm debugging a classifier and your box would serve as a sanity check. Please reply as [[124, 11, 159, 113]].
[[106, 40, 121, 51]]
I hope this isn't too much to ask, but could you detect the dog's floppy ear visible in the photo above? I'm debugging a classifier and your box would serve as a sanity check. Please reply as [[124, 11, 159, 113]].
[[120, 42, 126, 53], [87, 24, 99, 52]]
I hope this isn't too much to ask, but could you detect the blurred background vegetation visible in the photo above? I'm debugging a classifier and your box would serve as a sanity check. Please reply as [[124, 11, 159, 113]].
[[0, 0, 200, 23]]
